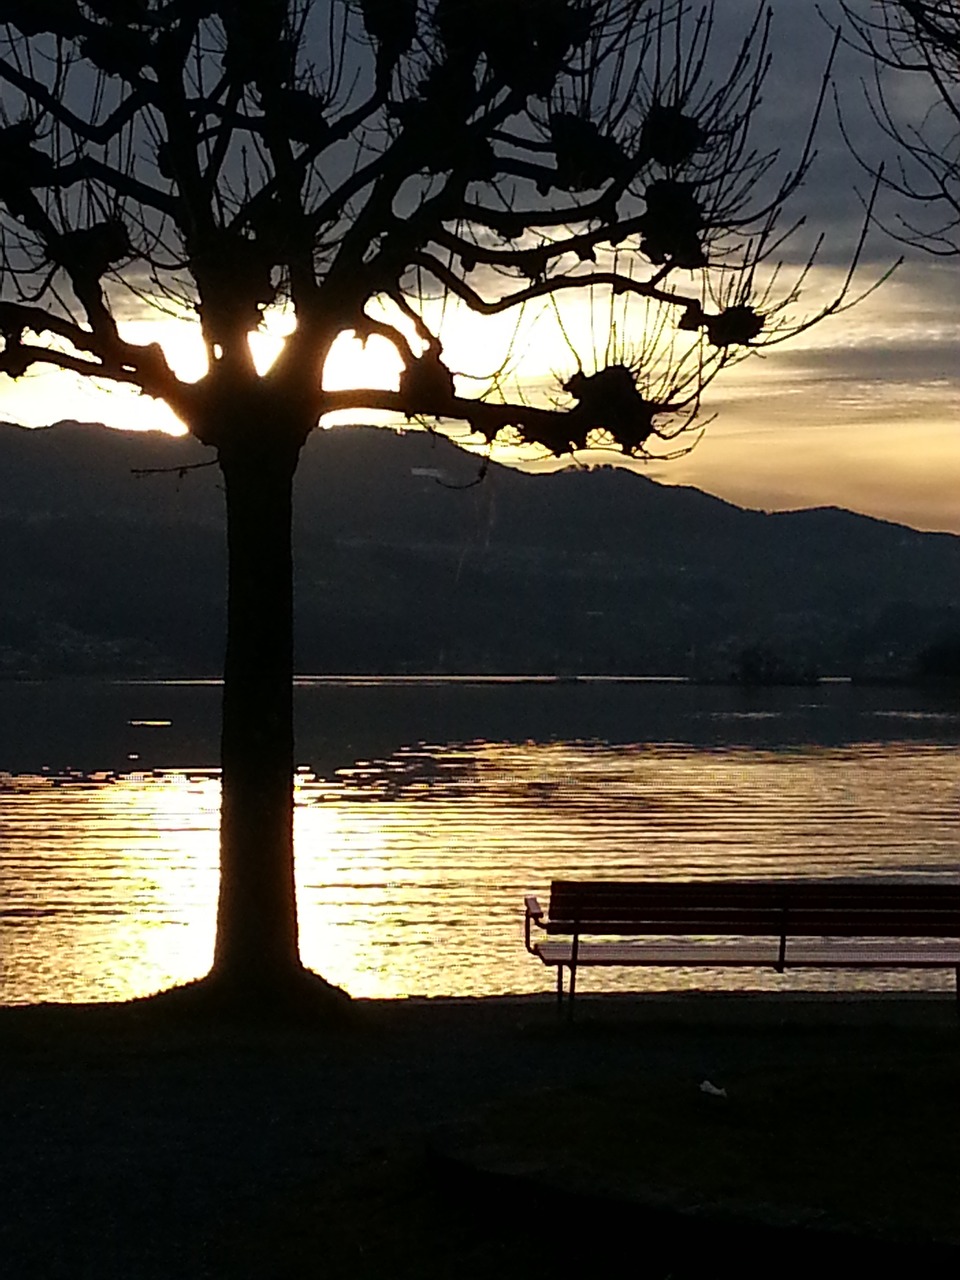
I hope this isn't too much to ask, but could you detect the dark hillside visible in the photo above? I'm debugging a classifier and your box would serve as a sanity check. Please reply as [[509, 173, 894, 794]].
[[2, 420, 959, 678]]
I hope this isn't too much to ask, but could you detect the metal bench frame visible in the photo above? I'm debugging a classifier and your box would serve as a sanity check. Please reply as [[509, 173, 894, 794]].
[[524, 879, 960, 1015]]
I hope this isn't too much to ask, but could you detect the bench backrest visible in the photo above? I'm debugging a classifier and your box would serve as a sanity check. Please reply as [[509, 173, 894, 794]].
[[544, 879, 960, 937]]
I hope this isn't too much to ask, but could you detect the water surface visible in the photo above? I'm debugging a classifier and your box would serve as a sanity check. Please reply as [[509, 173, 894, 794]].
[[2, 678, 959, 1002]]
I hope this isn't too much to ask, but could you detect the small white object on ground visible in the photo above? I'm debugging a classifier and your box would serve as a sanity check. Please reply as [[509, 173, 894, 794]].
[[699, 1079, 727, 1098]]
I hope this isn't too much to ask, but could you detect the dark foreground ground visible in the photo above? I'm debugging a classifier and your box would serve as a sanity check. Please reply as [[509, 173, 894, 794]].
[[2, 992, 958, 1278]]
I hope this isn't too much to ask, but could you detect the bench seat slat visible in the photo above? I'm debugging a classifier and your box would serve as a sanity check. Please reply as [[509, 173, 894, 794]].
[[785, 941, 960, 965], [534, 940, 960, 968], [548, 883, 960, 911], [543, 914, 960, 937], [548, 878, 960, 896], [536, 942, 782, 967], [546, 882, 960, 895]]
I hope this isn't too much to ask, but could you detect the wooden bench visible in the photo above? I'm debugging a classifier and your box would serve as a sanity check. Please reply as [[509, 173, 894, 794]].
[[524, 879, 960, 1014]]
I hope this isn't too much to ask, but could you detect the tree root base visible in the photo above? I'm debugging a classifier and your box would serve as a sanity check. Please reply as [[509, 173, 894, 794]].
[[132, 966, 355, 1029]]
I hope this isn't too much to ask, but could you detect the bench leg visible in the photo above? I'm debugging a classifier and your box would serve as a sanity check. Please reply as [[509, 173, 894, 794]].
[[566, 932, 580, 1022], [555, 965, 578, 1021]]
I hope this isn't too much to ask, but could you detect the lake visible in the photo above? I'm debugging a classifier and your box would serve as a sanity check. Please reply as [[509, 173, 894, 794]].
[[2, 677, 960, 1004]]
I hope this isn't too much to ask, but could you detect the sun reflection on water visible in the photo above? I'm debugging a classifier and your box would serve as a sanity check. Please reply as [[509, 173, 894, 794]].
[[1, 771, 220, 1001], [3, 739, 960, 1004]]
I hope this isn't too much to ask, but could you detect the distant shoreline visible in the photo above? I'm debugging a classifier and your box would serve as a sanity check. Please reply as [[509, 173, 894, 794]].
[[1, 671, 955, 688]]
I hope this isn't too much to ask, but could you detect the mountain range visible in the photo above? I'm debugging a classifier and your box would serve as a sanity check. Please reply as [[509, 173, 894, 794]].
[[2, 419, 960, 679]]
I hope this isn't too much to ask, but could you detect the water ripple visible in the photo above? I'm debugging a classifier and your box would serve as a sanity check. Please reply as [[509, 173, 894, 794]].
[[3, 739, 960, 1002]]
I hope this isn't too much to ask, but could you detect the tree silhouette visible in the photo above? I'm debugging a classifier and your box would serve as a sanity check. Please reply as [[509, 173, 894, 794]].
[[839, 0, 960, 254], [0, 1, 874, 1017]]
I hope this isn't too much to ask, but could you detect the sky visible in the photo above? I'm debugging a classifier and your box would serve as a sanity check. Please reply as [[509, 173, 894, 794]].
[[1, 1, 958, 533]]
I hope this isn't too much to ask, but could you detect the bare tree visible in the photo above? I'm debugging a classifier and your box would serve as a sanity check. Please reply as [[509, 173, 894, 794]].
[[837, 1, 960, 253], [0, 1, 873, 1018]]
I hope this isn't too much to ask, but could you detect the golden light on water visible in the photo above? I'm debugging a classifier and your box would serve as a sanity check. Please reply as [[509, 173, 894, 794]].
[[4, 737, 960, 1004], [0, 772, 220, 1002]]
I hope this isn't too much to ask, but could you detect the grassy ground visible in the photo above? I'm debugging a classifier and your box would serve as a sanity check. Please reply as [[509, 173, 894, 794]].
[[208, 1004, 960, 1278], [3, 994, 959, 1278], [473, 1039, 960, 1241], [212, 1147, 529, 1279]]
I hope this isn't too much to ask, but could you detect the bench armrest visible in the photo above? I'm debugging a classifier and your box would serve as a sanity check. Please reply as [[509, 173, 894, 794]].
[[524, 896, 545, 953]]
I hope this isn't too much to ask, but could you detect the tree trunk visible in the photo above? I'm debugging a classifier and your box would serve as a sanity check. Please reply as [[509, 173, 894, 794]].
[[212, 434, 303, 993], [145, 419, 351, 1023]]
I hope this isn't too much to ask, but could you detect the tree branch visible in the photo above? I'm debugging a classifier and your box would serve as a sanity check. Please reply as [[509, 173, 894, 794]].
[[52, 157, 179, 218], [411, 252, 698, 317], [0, 298, 190, 409], [0, 58, 149, 144], [0, 341, 143, 383]]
